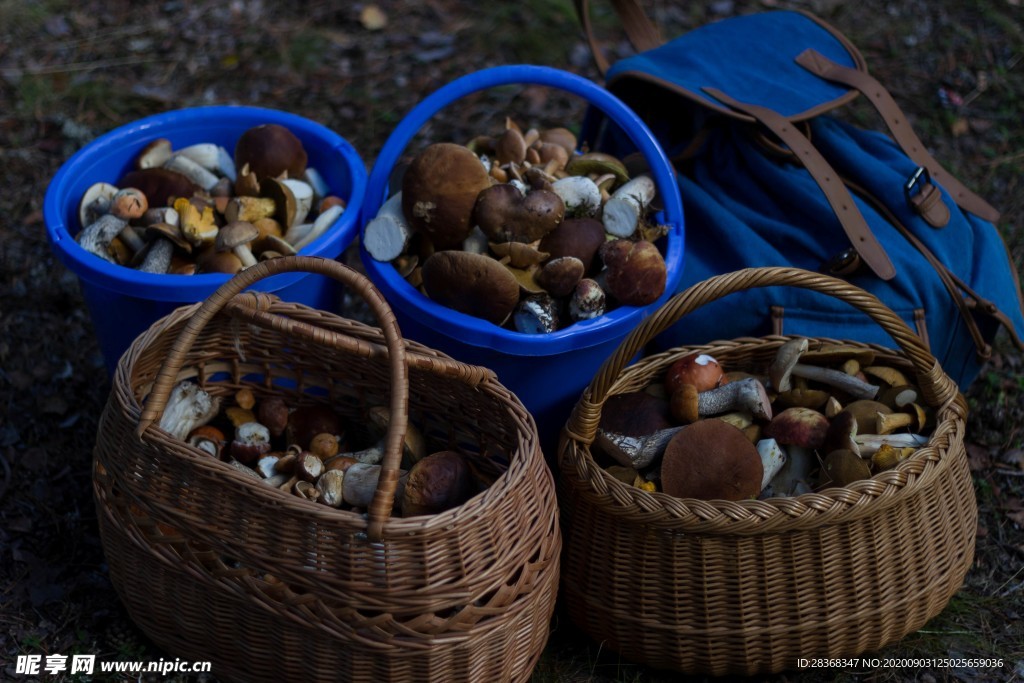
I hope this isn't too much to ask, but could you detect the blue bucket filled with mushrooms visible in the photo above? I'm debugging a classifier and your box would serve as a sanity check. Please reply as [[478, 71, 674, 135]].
[[44, 105, 366, 374], [360, 65, 685, 460]]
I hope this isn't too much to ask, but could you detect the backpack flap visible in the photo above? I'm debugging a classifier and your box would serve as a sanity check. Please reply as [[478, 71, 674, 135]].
[[605, 11, 865, 123]]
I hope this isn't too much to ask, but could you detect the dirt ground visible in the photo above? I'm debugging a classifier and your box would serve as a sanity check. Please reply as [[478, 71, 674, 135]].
[[1, 1, 1022, 681]]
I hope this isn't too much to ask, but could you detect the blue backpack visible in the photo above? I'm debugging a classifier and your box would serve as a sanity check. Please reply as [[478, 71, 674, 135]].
[[576, 3, 1024, 389]]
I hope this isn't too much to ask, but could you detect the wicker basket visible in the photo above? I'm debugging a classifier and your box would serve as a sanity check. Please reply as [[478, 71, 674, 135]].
[[93, 256, 560, 683], [557, 267, 976, 676]]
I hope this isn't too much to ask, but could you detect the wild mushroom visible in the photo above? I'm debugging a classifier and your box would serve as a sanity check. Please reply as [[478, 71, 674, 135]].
[[551, 175, 602, 217], [286, 405, 344, 451], [472, 184, 565, 244], [764, 407, 830, 450], [670, 377, 773, 423], [76, 214, 129, 263], [756, 438, 787, 491], [257, 396, 290, 439], [538, 216, 606, 272], [342, 462, 408, 508], [661, 419, 763, 501], [819, 449, 871, 487], [78, 181, 119, 230], [290, 203, 343, 252], [565, 152, 629, 184], [175, 197, 218, 248], [157, 380, 221, 441], [164, 153, 220, 191], [769, 338, 879, 399], [316, 470, 346, 507], [260, 176, 298, 229], [598, 238, 667, 306], [230, 422, 272, 464], [596, 425, 685, 470], [535, 256, 584, 297], [514, 293, 560, 334], [294, 451, 324, 482], [400, 450, 473, 516], [225, 196, 277, 224], [854, 433, 929, 456], [135, 137, 173, 169], [568, 278, 606, 321], [602, 175, 656, 238], [421, 250, 521, 326], [234, 123, 308, 180], [216, 221, 260, 269], [365, 192, 414, 262], [119, 167, 200, 208], [402, 142, 493, 249], [138, 222, 192, 274], [665, 353, 725, 394], [366, 405, 426, 465], [599, 391, 673, 437], [187, 425, 226, 458], [176, 142, 236, 181]]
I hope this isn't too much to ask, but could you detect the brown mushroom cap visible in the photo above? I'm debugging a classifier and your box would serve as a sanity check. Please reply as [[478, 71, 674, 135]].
[[234, 123, 307, 180], [536, 256, 584, 297], [600, 391, 673, 436], [401, 450, 473, 516], [118, 167, 200, 208], [538, 217, 606, 273], [599, 238, 667, 307], [421, 250, 520, 326], [764, 407, 830, 449], [216, 221, 259, 251], [472, 184, 565, 244], [401, 142, 492, 249], [665, 353, 724, 394], [661, 419, 763, 501]]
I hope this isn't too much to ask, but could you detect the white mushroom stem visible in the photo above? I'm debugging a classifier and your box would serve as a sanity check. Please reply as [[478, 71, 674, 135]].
[[303, 166, 330, 200], [177, 143, 236, 181], [596, 425, 685, 470], [234, 244, 258, 269], [552, 175, 602, 217], [768, 445, 813, 497], [757, 439, 787, 491], [342, 462, 407, 508], [164, 153, 220, 191], [462, 226, 489, 254], [291, 204, 343, 251], [697, 378, 773, 421], [118, 225, 146, 253], [138, 238, 173, 274], [792, 363, 879, 400], [282, 178, 314, 225], [602, 175, 655, 237], [854, 433, 928, 456], [158, 381, 221, 441], [76, 214, 128, 262], [364, 192, 413, 262]]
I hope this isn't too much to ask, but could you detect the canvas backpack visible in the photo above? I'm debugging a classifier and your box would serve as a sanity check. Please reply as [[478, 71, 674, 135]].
[[575, 1, 1024, 389]]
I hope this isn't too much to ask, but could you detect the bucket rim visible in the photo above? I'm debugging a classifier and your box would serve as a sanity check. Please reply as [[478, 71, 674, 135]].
[[43, 105, 367, 300], [360, 64, 685, 355]]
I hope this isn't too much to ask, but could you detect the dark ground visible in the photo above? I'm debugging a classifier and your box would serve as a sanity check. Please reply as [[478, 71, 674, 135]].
[[1, 1, 1023, 681]]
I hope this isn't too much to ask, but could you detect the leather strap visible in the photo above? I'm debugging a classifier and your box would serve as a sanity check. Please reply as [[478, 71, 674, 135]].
[[704, 87, 897, 281], [908, 180, 951, 228], [795, 48, 1001, 223], [573, 0, 663, 75]]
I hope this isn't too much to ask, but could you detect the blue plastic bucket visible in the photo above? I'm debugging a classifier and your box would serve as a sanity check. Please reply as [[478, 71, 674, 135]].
[[360, 65, 685, 457], [44, 105, 367, 375]]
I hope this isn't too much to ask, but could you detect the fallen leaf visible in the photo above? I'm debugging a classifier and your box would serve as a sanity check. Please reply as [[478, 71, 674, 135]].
[[1002, 448, 1024, 470], [950, 117, 970, 137], [360, 5, 388, 31], [967, 442, 991, 471]]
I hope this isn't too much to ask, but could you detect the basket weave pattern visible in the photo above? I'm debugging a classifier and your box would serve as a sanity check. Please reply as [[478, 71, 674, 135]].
[[557, 268, 976, 676], [93, 256, 560, 683]]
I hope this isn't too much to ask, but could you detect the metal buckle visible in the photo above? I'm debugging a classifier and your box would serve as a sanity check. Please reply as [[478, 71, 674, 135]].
[[903, 166, 931, 202], [824, 247, 862, 276]]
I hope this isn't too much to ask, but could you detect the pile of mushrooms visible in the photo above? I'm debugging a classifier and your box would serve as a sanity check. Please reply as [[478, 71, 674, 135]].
[[364, 118, 670, 333], [158, 380, 485, 516], [75, 124, 346, 274], [595, 338, 933, 500]]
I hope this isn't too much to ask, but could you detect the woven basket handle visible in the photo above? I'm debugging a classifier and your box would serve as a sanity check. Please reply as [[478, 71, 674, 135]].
[[566, 266, 960, 444], [138, 255, 420, 541]]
